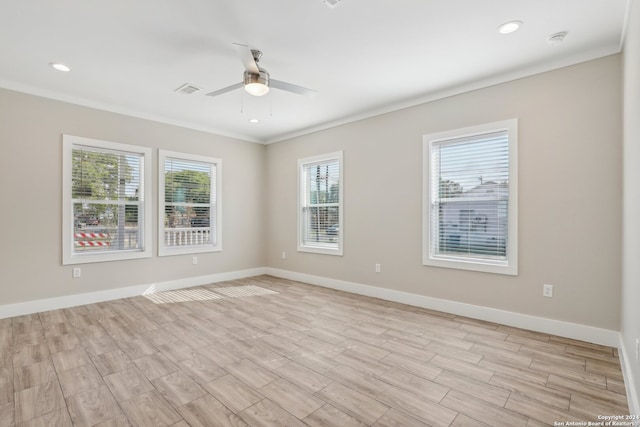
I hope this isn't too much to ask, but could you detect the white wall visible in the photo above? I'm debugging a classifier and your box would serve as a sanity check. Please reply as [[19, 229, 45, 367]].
[[622, 0, 640, 415], [0, 88, 266, 305], [266, 55, 622, 332]]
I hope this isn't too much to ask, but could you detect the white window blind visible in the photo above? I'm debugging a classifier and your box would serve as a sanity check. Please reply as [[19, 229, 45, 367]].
[[298, 152, 343, 255], [424, 120, 518, 275], [63, 135, 152, 265], [72, 146, 145, 253], [159, 150, 221, 256]]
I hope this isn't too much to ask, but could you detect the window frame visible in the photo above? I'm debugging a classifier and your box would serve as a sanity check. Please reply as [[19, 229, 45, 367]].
[[62, 135, 153, 265], [423, 119, 518, 275], [297, 151, 344, 256], [158, 150, 222, 257]]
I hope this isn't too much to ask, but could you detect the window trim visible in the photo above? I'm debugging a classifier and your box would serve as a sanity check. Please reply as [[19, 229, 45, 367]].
[[158, 150, 222, 257], [297, 151, 344, 256], [422, 119, 518, 275], [62, 135, 153, 265]]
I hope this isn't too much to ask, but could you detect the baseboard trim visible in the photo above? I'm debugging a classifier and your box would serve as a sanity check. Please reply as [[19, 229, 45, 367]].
[[619, 335, 640, 415], [0, 267, 267, 319], [266, 268, 620, 348]]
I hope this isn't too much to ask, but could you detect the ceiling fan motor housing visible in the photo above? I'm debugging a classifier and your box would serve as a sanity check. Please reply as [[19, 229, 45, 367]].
[[243, 69, 270, 88]]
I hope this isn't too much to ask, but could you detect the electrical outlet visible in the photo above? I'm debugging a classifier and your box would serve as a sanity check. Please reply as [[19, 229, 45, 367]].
[[72, 267, 81, 278], [192, 256, 198, 265], [282, 251, 286, 259], [375, 263, 381, 273], [543, 284, 553, 298]]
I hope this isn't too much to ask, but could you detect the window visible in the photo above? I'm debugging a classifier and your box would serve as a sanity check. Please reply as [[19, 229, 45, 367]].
[[423, 119, 518, 275], [298, 152, 343, 255], [62, 135, 152, 264], [159, 150, 221, 256]]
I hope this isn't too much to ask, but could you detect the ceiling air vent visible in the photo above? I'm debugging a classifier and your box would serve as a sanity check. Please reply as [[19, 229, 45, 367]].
[[322, 0, 342, 8], [174, 83, 201, 95]]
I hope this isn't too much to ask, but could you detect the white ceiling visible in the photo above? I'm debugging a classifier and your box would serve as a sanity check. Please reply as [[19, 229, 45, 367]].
[[0, 0, 629, 143]]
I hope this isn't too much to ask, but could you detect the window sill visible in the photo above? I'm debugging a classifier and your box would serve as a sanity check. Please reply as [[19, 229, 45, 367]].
[[298, 245, 343, 256], [423, 255, 517, 276]]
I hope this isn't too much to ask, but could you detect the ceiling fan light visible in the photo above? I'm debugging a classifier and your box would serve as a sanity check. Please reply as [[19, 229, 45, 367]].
[[244, 71, 270, 96], [245, 82, 270, 96]]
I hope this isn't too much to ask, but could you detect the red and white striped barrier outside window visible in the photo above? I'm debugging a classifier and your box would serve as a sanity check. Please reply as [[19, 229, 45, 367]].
[[74, 233, 111, 247]]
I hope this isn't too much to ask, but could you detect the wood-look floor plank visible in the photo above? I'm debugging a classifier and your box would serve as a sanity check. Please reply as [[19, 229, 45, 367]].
[[57, 363, 104, 397], [529, 359, 607, 388], [371, 409, 430, 427], [274, 360, 334, 393], [489, 373, 571, 410], [178, 354, 226, 384], [177, 394, 247, 427], [0, 375, 12, 406], [90, 349, 135, 376], [152, 371, 207, 408], [449, 413, 492, 427], [379, 352, 441, 380], [504, 392, 573, 426], [239, 399, 307, 427], [568, 393, 629, 422], [315, 382, 389, 425], [203, 374, 263, 413], [375, 383, 458, 427], [0, 402, 13, 427], [103, 367, 154, 402], [51, 347, 91, 373], [12, 344, 49, 369], [429, 354, 494, 383], [133, 352, 179, 381], [435, 370, 510, 407], [546, 374, 628, 410], [259, 378, 324, 419], [13, 360, 56, 393], [65, 385, 121, 426], [0, 275, 630, 426], [378, 367, 449, 402], [46, 333, 81, 354], [119, 390, 182, 427], [442, 389, 528, 427], [14, 380, 66, 424], [303, 403, 367, 427], [19, 407, 73, 427]]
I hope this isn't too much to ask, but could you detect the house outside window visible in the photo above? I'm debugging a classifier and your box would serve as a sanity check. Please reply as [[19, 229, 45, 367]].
[[159, 150, 221, 256], [62, 135, 152, 265], [423, 119, 518, 275], [298, 151, 343, 255]]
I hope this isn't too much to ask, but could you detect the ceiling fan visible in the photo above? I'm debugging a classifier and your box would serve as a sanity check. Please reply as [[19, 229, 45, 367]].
[[206, 43, 317, 98]]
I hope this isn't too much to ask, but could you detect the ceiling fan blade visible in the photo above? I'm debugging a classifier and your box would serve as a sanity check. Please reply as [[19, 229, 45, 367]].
[[233, 43, 260, 74], [205, 82, 243, 97], [270, 79, 318, 97]]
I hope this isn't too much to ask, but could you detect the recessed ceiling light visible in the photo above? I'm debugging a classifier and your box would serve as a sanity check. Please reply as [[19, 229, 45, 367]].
[[547, 31, 568, 45], [248, 118, 260, 124], [49, 62, 71, 72], [497, 21, 523, 35]]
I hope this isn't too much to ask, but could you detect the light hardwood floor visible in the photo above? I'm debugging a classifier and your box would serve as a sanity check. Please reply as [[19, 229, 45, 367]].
[[0, 275, 629, 426]]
